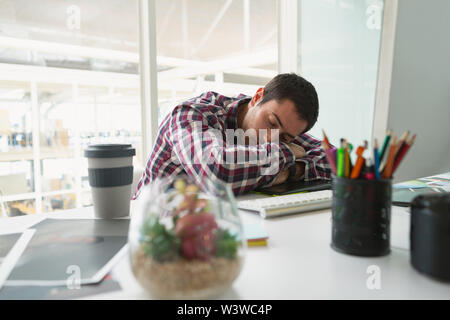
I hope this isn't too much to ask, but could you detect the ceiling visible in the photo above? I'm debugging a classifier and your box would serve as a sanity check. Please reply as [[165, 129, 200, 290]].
[[0, 0, 278, 68]]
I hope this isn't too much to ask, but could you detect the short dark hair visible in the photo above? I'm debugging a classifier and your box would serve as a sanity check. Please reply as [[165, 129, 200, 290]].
[[260, 73, 319, 133]]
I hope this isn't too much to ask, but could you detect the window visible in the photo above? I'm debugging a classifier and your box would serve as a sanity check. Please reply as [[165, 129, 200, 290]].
[[155, 0, 278, 121], [0, 81, 35, 216], [298, 0, 384, 146], [1, 0, 280, 218], [0, 0, 142, 216]]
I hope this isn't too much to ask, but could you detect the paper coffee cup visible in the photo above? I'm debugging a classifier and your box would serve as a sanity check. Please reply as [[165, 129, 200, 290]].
[[84, 144, 136, 219]]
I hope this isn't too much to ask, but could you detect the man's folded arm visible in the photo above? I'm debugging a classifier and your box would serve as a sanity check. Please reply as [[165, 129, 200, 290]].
[[291, 133, 333, 181], [168, 107, 295, 195]]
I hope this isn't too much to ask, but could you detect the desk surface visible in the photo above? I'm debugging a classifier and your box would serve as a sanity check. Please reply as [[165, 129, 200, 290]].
[[0, 202, 449, 300]]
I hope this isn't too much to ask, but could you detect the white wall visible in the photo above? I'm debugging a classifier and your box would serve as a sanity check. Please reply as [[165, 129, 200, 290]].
[[386, 0, 450, 182]]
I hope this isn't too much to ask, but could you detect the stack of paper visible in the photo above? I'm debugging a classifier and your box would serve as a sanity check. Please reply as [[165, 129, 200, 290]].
[[392, 172, 450, 206], [244, 223, 269, 247]]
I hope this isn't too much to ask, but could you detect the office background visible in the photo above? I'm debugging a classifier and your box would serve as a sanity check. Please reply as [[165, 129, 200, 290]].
[[0, 0, 449, 217]]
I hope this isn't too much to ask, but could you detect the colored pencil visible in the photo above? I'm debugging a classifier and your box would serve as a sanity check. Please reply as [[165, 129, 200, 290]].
[[330, 147, 337, 165], [322, 142, 337, 175], [382, 136, 398, 179], [324, 131, 415, 180], [348, 143, 353, 173], [392, 134, 416, 173], [379, 129, 392, 164], [350, 140, 367, 179], [344, 140, 350, 178], [378, 133, 394, 174], [374, 139, 381, 180], [330, 147, 337, 167], [337, 139, 345, 177], [394, 130, 410, 160], [364, 159, 375, 180], [322, 129, 331, 149]]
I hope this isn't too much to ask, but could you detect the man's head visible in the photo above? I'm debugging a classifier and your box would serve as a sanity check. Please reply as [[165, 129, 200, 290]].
[[240, 73, 319, 144]]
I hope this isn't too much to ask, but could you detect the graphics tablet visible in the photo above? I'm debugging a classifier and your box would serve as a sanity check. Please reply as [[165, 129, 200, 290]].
[[256, 179, 332, 196]]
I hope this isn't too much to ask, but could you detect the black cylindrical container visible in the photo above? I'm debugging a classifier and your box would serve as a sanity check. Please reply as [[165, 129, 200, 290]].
[[331, 176, 392, 256], [410, 192, 450, 282]]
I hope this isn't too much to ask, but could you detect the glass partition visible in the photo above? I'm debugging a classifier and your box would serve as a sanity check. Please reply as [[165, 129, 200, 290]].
[[0, 1, 141, 216], [155, 0, 278, 122], [298, 0, 384, 147]]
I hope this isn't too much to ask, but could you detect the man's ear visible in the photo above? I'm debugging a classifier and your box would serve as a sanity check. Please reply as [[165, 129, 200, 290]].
[[249, 87, 265, 108]]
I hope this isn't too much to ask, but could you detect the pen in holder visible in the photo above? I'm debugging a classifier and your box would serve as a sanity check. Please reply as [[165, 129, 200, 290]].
[[331, 175, 392, 256]]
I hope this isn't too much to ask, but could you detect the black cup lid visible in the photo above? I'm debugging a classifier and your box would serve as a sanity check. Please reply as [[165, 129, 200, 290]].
[[411, 192, 450, 215], [84, 144, 136, 158]]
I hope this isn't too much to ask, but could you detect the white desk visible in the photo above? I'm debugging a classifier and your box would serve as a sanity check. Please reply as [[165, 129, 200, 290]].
[[0, 202, 449, 300]]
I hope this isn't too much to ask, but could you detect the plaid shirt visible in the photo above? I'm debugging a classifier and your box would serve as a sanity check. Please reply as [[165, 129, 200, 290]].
[[133, 91, 331, 199]]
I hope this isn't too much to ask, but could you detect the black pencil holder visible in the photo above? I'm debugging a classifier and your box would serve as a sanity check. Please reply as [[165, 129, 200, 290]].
[[331, 176, 392, 256]]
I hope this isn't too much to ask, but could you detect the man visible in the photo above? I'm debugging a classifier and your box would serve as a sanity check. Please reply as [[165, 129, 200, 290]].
[[133, 73, 331, 199]]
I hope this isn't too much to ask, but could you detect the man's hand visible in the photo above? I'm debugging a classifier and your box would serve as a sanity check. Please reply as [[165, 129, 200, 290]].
[[272, 143, 306, 186], [272, 162, 305, 185], [272, 167, 289, 185], [293, 161, 305, 180], [287, 143, 306, 159]]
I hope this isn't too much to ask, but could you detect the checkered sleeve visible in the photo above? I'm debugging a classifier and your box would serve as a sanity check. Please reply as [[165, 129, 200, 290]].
[[168, 105, 295, 195], [292, 133, 333, 181]]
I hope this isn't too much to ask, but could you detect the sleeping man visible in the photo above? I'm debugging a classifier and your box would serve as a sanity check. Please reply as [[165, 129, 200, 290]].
[[133, 73, 332, 198]]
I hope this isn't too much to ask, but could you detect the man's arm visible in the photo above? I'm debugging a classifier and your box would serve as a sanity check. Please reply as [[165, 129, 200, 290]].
[[290, 133, 332, 181], [168, 105, 296, 195]]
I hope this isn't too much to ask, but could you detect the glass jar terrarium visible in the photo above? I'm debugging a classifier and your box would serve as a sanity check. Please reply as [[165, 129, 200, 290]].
[[129, 175, 246, 299]]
